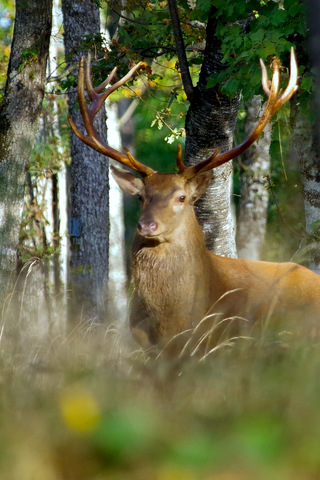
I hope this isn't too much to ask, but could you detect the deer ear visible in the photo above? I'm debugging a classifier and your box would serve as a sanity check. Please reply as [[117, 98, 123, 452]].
[[188, 170, 213, 203], [110, 165, 144, 196]]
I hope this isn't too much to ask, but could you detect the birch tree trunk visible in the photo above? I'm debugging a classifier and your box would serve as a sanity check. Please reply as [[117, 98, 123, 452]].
[[237, 96, 271, 260], [62, 0, 109, 323], [291, 104, 320, 273], [304, 0, 320, 273], [107, 104, 128, 322], [184, 10, 240, 258], [48, 0, 68, 332], [101, 10, 129, 323], [0, 0, 52, 299]]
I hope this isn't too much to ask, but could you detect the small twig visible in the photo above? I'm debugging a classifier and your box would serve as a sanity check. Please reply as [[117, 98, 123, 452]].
[[167, 0, 194, 101], [46, 63, 78, 83]]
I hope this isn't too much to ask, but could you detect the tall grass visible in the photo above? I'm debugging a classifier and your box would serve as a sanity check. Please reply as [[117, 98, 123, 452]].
[[1, 285, 320, 480]]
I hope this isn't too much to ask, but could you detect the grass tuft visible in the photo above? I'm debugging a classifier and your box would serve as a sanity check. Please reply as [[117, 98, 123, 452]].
[[1, 292, 320, 479]]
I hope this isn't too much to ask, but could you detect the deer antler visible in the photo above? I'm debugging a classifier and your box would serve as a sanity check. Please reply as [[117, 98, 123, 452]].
[[178, 47, 298, 179], [68, 54, 155, 177], [70, 49, 298, 180]]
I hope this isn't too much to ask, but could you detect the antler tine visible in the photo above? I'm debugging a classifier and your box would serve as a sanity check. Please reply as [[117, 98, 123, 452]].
[[177, 147, 220, 179], [89, 55, 118, 95], [184, 48, 298, 175], [85, 53, 143, 119], [176, 144, 185, 173], [84, 53, 117, 103], [267, 56, 280, 104], [274, 47, 298, 108], [68, 55, 155, 177], [260, 58, 271, 97]]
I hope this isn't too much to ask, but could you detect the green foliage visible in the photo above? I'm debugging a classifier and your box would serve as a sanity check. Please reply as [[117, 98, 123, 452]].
[[0, 0, 14, 96], [18, 196, 59, 264], [101, 0, 310, 106], [135, 94, 186, 171], [99, 0, 311, 123], [100, 0, 312, 256], [18, 96, 70, 264], [208, 0, 309, 101]]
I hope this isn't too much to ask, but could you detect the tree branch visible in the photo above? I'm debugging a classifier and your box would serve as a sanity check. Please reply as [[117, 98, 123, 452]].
[[167, 0, 194, 101]]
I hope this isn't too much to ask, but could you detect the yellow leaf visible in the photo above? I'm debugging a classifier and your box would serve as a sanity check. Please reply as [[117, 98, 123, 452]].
[[59, 386, 100, 434]]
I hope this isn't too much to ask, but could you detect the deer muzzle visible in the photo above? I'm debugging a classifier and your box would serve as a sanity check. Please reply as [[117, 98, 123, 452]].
[[137, 220, 158, 237]]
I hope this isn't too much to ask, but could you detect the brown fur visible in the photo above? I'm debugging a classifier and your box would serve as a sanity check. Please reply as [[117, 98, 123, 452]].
[[112, 167, 320, 354]]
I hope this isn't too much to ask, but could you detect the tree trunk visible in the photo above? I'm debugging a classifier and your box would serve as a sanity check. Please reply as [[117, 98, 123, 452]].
[[0, 0, 52, 297], [184, 10, 240, 258], [237, 96, 271, 260], [62, 0, 109, 323], [107, 103, 128, 322], [291, 104, 320, 273], [101, 15, 128, 323], [48, 0, 68, 332], [303, 0, 320, 273]]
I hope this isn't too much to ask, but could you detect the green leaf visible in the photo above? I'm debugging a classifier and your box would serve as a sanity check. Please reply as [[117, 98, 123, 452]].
[[192, 0, 212, 20], [269, 8, 287, 26], [250, 29, 265, 45], [221, 76, 241, 98], [301, 75, 313, 93], [189, 56, 203, 66]]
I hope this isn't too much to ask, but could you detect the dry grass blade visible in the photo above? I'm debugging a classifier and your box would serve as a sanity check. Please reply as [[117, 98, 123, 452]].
[[189, 315, 250, 357]]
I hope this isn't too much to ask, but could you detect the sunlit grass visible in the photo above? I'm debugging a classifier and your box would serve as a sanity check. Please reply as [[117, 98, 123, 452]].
[[1, 297, 320, 480]]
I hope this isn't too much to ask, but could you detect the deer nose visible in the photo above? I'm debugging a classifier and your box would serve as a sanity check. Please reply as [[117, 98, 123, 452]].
[[138, 220, 158, 236]]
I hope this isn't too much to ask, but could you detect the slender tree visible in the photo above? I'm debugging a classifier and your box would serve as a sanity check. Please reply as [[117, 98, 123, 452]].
[[291, 104, 320, 273], [237, 96, 271, 260], [168, 0, 239, 257], [300, 0, 320, 273], [0, 0, 52, 293], [62, 0, 109, 322]]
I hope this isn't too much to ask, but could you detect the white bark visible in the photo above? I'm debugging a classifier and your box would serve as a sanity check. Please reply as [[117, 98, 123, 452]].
[[101, 15, 128, 323], [49, 0, 68, 318], [107, 103, 128, 322], [237, 96, 271, 260], [184, 13, 240, 258]]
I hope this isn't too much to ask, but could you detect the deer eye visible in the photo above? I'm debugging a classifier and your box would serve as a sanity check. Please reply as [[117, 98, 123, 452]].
[[179, 196, 186, 203], [136, 194, 142, 201]]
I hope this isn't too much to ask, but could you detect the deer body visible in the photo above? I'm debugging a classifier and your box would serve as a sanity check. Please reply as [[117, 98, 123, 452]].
[[130, 209, 212, 348], [69, 48, 320, 354], [112, 169, 320, 351], [131, 247, 320, 350]]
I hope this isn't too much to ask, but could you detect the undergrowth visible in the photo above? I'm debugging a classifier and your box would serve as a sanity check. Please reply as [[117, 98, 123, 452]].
[[1, 306, 320, 480]]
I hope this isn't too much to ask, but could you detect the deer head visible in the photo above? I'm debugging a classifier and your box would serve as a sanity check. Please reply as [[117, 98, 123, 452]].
[[68, 49, 298, 242]]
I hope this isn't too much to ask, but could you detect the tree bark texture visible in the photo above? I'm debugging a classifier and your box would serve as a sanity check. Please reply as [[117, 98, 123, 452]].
[[304, 0, 320, 273], [237, 96, 271, 260], [0, 0, 52, 294], [305, 0, 320, 144], [184, 10, 240, 258], [62, 0, 109, 322], [291, 104, 320, 273]]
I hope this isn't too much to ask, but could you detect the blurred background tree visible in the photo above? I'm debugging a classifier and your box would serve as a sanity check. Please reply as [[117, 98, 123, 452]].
[[0, 0, 52, 330]]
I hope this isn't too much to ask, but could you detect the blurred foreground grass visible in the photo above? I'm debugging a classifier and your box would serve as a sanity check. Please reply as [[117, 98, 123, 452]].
[[1, 316, 320, 480]]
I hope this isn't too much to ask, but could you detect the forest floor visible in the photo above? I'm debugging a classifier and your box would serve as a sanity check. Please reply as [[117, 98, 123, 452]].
[[1, 311, 320, 480]]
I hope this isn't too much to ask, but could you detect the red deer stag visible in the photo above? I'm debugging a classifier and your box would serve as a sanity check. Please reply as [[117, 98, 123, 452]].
[[69, 49, 320, 355]]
